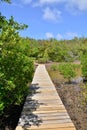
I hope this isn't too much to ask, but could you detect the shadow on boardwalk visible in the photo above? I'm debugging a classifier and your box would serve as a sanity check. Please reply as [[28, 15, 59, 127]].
[[18, 83, 43, 129]]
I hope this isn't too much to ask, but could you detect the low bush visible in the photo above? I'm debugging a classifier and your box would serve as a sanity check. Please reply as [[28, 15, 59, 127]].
[[58, 63, 76, 82], [81, 52, 87, 78], [38, 58, 47, 63], [51, 64, 58, 71]]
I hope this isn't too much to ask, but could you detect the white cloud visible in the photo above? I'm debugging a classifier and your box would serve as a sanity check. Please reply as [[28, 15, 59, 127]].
[[46, 32, 78, 40], [66, 0, 87, 11], [65, 32, 78, 38], [21, 0, 87, 15], [21, 0, 32, 4], [43, 7, 61, 22], [56, 34, 63, 40], [78, 0, 87, 11], [21, 0, 87, 11], [38, 0, 87, 12], [12, 3, 23, 8], [46, 32, 54, 39], [40, 0, 87, 11], [56, 32, 78, 40], [38, 0, 62, 5], [32, 0, 65, 7]]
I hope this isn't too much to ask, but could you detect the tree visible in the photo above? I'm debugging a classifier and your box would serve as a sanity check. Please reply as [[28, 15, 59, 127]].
[[0, 14, 28, 47], [0, 14, 34, 114], [48, 40, 68, 62]]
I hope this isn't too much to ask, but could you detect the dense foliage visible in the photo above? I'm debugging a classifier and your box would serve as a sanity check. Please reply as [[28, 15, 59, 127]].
[[19, 37, 87, 63], [0, 14, 34, 114]]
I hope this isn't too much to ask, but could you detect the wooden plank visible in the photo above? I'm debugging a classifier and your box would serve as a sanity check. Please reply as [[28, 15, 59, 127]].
[[36, 115, 70, 120], [33, 109, 67, 114], [16, 126, 76, 130], [26, 123, 75, 129], [34, 112, 70, 117], [37, 119, 73, 124], [30, 128, 75, 130], [16, 64, 76, 130]]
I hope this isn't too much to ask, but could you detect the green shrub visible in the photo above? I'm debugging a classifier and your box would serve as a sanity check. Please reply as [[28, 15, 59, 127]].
[[0, 14, 34, 114], [0, 50, 34, 114], [58, 63, 76, 82], [81, 84, 87, 106], [38, 58, 47, 63], [51, 64, 58, 71], [81, 52, 87, 78]]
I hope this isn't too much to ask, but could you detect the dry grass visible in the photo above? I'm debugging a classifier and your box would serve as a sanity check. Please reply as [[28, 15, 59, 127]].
[[47, 68, 65, 82], [46, 62, 82, 83]]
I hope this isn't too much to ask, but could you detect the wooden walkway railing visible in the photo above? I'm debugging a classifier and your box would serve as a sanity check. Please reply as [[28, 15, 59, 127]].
[[16, 64, 76, 130]]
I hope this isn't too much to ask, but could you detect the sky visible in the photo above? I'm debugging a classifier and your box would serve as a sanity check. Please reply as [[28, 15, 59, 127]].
[[0, 0, 87, 40]]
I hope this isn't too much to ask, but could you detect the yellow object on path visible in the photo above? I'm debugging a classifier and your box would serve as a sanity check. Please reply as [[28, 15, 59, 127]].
[[16, 64, 76, 130]]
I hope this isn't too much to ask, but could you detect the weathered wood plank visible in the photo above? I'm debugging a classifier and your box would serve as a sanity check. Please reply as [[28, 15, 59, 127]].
[[23, 123, 75, 129], [16, 64, 76, 130], [16, 126, 76, 130]]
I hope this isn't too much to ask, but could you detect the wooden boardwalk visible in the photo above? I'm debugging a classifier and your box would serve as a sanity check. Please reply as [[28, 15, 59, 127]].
[[16, 64, 76, 130]]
